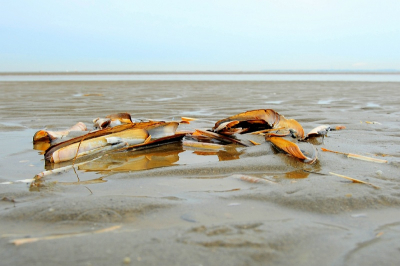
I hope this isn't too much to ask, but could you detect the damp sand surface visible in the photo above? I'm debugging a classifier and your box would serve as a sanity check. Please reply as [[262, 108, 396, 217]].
[[1, 79, 400, 266]]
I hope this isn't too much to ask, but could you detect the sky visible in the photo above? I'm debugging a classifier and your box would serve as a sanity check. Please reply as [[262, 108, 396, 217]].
[[1, 0, 399, 72]]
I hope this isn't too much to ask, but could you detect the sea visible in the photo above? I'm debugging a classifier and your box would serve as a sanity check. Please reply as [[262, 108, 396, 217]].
[[1, 72, 400, 82]]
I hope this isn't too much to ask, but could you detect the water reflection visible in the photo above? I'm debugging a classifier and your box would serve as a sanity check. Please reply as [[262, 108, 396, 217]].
[[33, 141, 50, 153], [283, 170, 310, 179], [30, 177, 107, 192], [216, 146, 243, 161], [79, 143, 183, 172], [187, 145, 243, 162], [40, 142, 243, 174]]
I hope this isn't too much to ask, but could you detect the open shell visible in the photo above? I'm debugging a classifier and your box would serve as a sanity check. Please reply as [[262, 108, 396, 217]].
[[275, 116, 305, 139], [120, 133, 186, 152], [212, 109, 280, 134], [45, 124, 139, 161], [93, 118, 111, 129], [194, 129, 250, 146], [106, 112, 133, 124], [48, 128, 149, 163], [305, 125, 330, 139], [137, 121, 179, 139], [33, 122, 87, 143], [93, 113, 133, 129]]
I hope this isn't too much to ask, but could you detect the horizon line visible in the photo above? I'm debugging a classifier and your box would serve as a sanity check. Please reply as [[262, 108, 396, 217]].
[[1, 70, 400, 75]]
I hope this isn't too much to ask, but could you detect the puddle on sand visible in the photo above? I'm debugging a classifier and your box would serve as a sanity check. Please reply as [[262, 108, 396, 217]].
[[282, 170, 310, 179], [23, 141, 244, 190], [42, 142, 243, 172], [2, 126, 307, 193], [0, 126, 250, 193]]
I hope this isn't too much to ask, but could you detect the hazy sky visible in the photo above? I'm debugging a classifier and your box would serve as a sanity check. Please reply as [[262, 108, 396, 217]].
[[1, 0, 399, 72]]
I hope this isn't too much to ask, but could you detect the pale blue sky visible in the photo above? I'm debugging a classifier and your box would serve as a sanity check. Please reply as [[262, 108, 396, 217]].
[[1, 0, 399, 72]]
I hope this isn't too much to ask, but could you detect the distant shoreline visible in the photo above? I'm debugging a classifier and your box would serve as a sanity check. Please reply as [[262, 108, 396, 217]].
[[1, 71, 400, 76]]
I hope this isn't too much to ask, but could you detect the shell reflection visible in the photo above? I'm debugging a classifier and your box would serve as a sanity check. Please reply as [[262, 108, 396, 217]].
[[45, 143, 242, 173], [77, 143, 184, 172]]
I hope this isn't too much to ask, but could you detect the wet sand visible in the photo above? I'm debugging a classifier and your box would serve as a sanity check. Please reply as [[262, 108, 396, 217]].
[[1, 80, 400, 265]]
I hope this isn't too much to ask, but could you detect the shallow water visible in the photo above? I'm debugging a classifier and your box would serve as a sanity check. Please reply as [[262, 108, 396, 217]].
[[1, 78, 400, 266], [1, 72, 400, 82]]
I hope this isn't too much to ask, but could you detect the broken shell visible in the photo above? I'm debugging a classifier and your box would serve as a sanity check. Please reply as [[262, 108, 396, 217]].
[[249, 140, 261, 145], [365, 121, 381, 125], [329, 172, 380, 189], [332, 125, 346, 131], [250, 127, 285, 135], [194, 129, 250, 146], [93, 118, 111, 129], [124, 121, 180, 140], [33, 122, 87, 143], [213, 121, 242, 135], [321, 148, 388, 164], [106, 112, 133, 124], [212, 109, 280, 134], [143, 122, 179, 139], [267, 136, 317, 164], [120, 133, 186, 152], [305, 125, 331, 139], [180, 117, 197, 124], [264, 131, 292, 138], [93, 113, 133, 129], [275, 116, 305, 139]]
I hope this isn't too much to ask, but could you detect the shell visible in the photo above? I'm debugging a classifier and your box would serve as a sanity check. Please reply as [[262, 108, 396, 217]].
[[305, 125, 331, 139], [93, 118, 111, 129], [143, 122, 179, 139], [213, 121, 241, 134], [118, 133, 186, 152], [212, 109, 280, 134], [93, 113, 133, 129], [333, 125, 346, 131], [45, 124, 146, 162], [275, 116, 305, 139], [194, 129, 249, 146], [33, 122, 87, 143], [106, 113, 133, 124], [267, 136, 317, 164], [180, 117, 197, 124], [49, 128, 149, 163]]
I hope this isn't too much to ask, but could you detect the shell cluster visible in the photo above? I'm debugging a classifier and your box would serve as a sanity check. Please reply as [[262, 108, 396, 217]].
[[33, 109, 345, 165]]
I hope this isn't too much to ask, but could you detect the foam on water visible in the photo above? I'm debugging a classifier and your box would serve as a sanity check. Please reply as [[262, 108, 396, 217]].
[[366, 102, 380, 107], [317, 99, 334, 104], [265, 101, 283, 104]]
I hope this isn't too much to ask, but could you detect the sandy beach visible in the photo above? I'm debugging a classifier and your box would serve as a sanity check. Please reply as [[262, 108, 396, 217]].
[[1, 76, 400, 265]]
